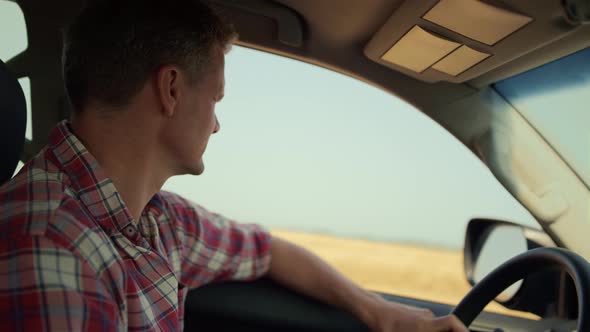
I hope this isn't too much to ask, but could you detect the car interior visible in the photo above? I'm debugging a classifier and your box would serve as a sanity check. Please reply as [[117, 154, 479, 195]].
[[1, 0, 589, 331]]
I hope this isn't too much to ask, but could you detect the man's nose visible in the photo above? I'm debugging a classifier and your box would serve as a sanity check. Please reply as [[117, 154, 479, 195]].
[[213, 116, 220, 134]]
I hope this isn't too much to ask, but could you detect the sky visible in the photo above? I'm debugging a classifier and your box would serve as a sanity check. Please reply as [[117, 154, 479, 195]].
[[1, 1, 539, 249]]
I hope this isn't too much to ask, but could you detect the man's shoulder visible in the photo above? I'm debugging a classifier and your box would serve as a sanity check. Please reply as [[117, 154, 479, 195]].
[[0, 152, 68, 202], [0, 152, 82, 238]]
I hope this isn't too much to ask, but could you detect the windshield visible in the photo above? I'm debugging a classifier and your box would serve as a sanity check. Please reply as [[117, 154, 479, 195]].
[[494, 48, 590, 188]]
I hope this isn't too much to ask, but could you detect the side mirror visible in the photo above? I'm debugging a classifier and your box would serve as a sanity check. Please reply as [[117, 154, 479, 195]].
[[463, 219, 572, 317], [470, 224, 527, 302]]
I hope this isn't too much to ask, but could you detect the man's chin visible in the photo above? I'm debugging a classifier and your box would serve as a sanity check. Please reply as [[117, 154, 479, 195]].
[[191, 161, 205, 175], [175, 159, 205, 176], [193, 165, 204, 175]]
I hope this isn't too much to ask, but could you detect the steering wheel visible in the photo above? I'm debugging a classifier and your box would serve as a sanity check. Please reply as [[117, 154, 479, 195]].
[[452, 247, 590, 331]]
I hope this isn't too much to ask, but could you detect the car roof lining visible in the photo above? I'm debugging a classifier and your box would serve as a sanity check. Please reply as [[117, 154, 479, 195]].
[[207, 0, 590, 115]]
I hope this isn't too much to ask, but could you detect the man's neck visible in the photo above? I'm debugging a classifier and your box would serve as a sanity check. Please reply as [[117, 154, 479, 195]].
[[71, 110, 171, 221]]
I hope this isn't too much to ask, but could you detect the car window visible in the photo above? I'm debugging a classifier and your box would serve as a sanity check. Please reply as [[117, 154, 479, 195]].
[[494, 47, 590, 188], [163, 46, 539, 313], [1, 0, 31, 174], [0, 1, 27, 61]]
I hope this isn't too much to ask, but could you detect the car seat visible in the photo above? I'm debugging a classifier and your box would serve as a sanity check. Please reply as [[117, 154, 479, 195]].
[[0, 58, 27, 186]]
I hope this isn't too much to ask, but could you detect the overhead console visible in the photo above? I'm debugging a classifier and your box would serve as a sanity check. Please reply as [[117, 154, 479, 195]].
[[365, 0, 582, 83]]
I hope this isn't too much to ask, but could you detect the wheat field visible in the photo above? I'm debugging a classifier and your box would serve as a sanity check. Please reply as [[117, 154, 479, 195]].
[[272, 229, 537, 320]]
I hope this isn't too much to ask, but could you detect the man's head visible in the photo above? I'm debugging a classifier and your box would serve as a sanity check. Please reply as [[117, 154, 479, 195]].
[[63, 0, 235, 175]]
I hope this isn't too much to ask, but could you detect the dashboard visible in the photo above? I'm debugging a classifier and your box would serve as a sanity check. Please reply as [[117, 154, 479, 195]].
[[183, 279, 577, 332]]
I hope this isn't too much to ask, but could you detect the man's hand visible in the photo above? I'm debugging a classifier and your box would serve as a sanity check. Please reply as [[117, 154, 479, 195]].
[[364, 298, 469, 332]]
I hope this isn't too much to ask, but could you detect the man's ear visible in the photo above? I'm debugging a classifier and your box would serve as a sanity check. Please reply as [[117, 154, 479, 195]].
[[156, 65, 181, 117]]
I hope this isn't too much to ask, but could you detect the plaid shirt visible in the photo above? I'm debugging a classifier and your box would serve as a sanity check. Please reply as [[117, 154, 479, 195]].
[[0, 121, 272, 331]]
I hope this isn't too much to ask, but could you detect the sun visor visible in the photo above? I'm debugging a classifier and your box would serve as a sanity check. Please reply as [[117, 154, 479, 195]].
[[423, 0, 532, 46], [363, 0, 579, 83]]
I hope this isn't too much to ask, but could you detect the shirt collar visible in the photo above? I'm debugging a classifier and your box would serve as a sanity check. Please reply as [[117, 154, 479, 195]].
[[48, 120, 136, 235]]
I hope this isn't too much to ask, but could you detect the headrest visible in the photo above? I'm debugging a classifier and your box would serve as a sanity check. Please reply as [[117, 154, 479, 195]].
[[0, 59, 27, 185]]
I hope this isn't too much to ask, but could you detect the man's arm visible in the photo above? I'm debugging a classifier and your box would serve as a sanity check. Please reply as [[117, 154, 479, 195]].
[[267, 236, 469, 332], [164, 193, 467, 331]]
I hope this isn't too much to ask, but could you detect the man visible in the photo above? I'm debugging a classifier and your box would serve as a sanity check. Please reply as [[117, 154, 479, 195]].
[[0, 1, 468, 331]]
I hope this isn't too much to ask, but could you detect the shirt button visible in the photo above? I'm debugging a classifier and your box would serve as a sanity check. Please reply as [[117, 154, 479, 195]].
[[123, 225, 136, 237]]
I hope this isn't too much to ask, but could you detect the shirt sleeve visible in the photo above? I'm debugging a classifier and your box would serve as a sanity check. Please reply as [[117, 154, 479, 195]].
[[0, 236, 121, 332], [160, 191, 272, 288]]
